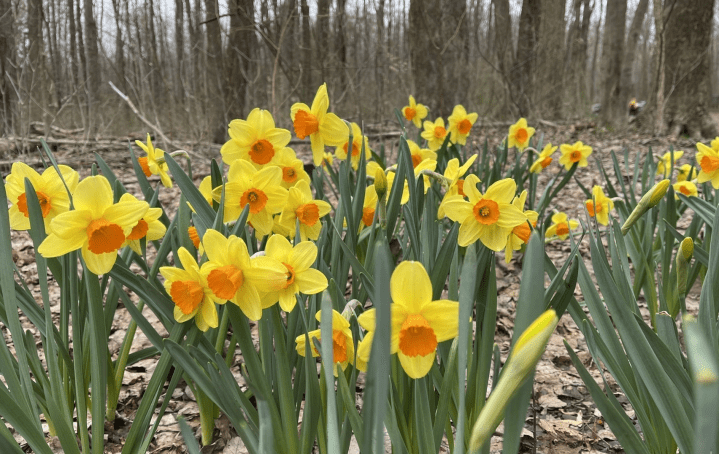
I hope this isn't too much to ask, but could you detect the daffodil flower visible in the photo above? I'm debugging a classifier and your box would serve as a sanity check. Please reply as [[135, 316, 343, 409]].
[[504, 190, 538, 264], [160, 247, 223, 331], [136, 134, 172, 187], [291, 83, 349, 166], [529, 143, 558, 174], [546, 212, 580, 239], [507, 118, 535, 151], [335, 122, 371, 170], [257, 235, 328, 312], [119, 193, 166, 255], [402, 95, 429, 128], [676, 164, 698, 182], [448, 104, 478, 145], [273, 147, 311, 189], [221, 108, 291, 168], [696, 141, 719, 188], [558, 141, 592, 170], [295, 309, 355, 375], [277, 180, 332, 241], [656, 150, 684, 177], [585, 185, 614, 226], [421, 117, 449, 151], [437, 155, 478, 219], [442, 176, 527, 250], [359, 185, 379, 230], [674, 180, 698, 199], [199, 229, 286, 321], [385, 158, 436, 206], [5, 162, 79, 231], [407, 139, 437, 168], [38, 175, 148, 275]]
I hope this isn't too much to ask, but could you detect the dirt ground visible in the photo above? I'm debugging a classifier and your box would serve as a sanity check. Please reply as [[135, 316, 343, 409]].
[[4, 116, 712, 453]]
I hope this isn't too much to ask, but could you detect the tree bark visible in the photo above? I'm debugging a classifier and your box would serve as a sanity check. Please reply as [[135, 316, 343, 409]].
[[204, 0, 227, 143], [599, 0, 627, 127], [0, 0, 16, 133], [536, 0, 566, 119], [175, 0, 184, 103], [110, 0, 127, 92], [300, 0, 312, 99], [84, 0, 101, 132], [227, 0, 255, 118], [620, 0, 649, 102], [409, 0, 443, 115], [492, 0, 513, 115], [514, 0, 541, 116], [336, 0, 348, 87], [317, 0, 330, 84]]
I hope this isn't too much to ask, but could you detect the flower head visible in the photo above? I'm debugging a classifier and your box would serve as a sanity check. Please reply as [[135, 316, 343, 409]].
[[136, 134, 172, 187], [504, 191, 538, 264], [696, 141, 719, 188], [335, 122, 371, 170], [656, 150, 684, 178], [437, 154, 478, 219], [448, 105, 478, 146], [273, 147, 311, 189], [402, 95, 429, 128], [529, 144, 558, 174], [559, 141, 592, 170], [359, 185, 379, 230], [277, 180, 332, 241], [119, 193, 166, 255], [674, 180, 698, 199], [221, 109, 291, 168], [546, 212, 580, 240], [585, 185, 614, 226], [5, 162, 79, 231], [507, 118, 535, 151], [407, 140, 437, 168], [421, 117, 449, 151], [295, 309, 355, 375], [676, 164, 698, 182]]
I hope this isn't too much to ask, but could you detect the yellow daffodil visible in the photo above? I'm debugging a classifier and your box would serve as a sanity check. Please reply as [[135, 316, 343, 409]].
[[321, 152, 334, 173], [38, 176, 148, 275], [359, 185, 379, 230], [295, 309, 355, 375], [504, 191, 538, 264], [507, 118, 535, 151], [258, 235, 328, 312], [218, 160, 289, 237], [199, 176, 215, 206], [277, 180, 332, 241], [442, 176, 527, 250], [119, 193, 166, 255], [407, 140, 437, 168], [585, 185, 614, 226], [696, 141, 719, 188], [529, 143, 558, 174], [386, 158, 437, 205], [335, 122, 371, 170], [187, 226, 204, 255], [677, 164, 698, 182], [221, 108, 291, 168], [291, 83, 349, 166], [546, 212, 580, 239], [386, 172, 410, 205], [199, 229, 286, 321], [354, 329, 373, 373], [421, 117, 449, 151], [136, 134, 172, 187], [656, 150, 684, 177], [402, 95, 429, 128], [5, 162, 79, 231], [437, 155, 478, 219], [273, 147, 311, 189], [448, 104, 478, 145], [559, 141, 592, 170], [674, 181, 698, 199], [160, 247, 222, 331]]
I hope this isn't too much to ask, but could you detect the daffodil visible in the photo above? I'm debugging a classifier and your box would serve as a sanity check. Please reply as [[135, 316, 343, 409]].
[[221, 108, 291, 168], [188, 226, 203, 253], [334, 122, 371, 170], [258, 235, 328, 312], [507, 118, 535, 151], [295, 309, 355, 375], [504, 191, 538, 264], [321, 152, 334, 173], [354, 329, 373, 373], [529, 143, 558, 174], [359, 185, 379, 230], [38, 175, 148, 275], [402, 95, 429, 128], [273, 147, 311, 189], [437, 155, 478, 219], [5, 162, 79, 231], [677, 164, 698, 182], [657, 150, 684, 177], [421, 117, 449, 151], [277, 180, 332, 240], [386, 158, 437, 205], [696, 141, 719, 188], [136, 134, 172, 187], [199, 229, 286, 321], [218, 160, 289, 236], [585, 185, 614, 226], [291, 83, 349, 166], [674, 181, 698, 199], [407, 140, 437, 168], [119, 193, 166, 255], [442, 176, 527, 250], [546, 212, 580, 239], [558, 141, 592, 170], [160, 247, 222, 331], [448, 104, 478, 145]]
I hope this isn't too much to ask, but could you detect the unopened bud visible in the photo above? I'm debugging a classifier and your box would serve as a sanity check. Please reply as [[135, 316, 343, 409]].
[[374, 169, 387, 201], [674, 237, 693, 309], [621, 180, 670, 235], [680, 237, 694, 261]]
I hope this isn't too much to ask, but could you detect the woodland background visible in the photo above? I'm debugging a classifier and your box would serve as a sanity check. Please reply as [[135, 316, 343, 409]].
[[0, 0, 718, 148]]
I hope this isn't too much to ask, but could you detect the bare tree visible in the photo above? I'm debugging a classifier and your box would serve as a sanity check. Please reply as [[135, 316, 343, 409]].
[[515, 0, 540, 116], [0, 0, 16, 133], [204, 0, 226, 142], [620, 0, 649, 100], [409, 0, 443, 114], [536, 0, 566, 119], [600, 0, 627, 127], [84, 0, 101, 132]]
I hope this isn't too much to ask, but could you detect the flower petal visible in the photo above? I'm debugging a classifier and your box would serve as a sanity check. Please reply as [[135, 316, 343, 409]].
[[81, 244, 118, 275], [390, 261, 432, 311], [295, 268, 328, 295], [397, 350, 435, 379], [423, 301, 459, 342], [73, 176, 114, 218]]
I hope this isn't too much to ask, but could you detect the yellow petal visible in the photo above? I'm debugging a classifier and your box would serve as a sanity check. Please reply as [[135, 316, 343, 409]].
[[265, 234, 293, 262], [398, 350, 436, 379], [289, 241, 318, 271], [81, 244, 118, 275], [295, 268, 328, 295], [38, 233, 85, 258], [423, 301, 459, 342], [390, 261, 432, 311], [73, 176, 114, 219]]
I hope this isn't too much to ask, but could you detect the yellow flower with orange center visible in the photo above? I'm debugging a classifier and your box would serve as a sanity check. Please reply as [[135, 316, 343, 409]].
[[585, 185, 614, 226], [359, 261, 459, 379], [295, 309, 355, 375], [529, 144, 558, 174], [160, 247, 223, 331], [546, 212, 580, 240], [221, 108, 291, 168], [421, 117, 449, 151], [448, 104, 478, 145], [676, 164, 698, 182], [335, 122, 371, 170], [38, 175, 148, 275], [135, 134, 172, 187], [119, 193, 167, 255], [696, 141, 719, 188], [5, 162, 79, 231], [503, 191, 538, 264], [507, 118, 535, 151], [559, 141, 593, 170], [442, 176, 527, 250], [272, 147, 311, 189], [437, 155, 479, 219], [291, 83, 349, 166], [257, 235, 328, 312], [673, 181, 698, 199], [402, 95, 429, 128], [656, 150, 684, 178], [199, 229, 286, 321], [359, 185, 379, 230], [385, 158, 437, 206], [407, 140, 437, 168], [218, 160, 289, 237], [277, 180, 332, 241]]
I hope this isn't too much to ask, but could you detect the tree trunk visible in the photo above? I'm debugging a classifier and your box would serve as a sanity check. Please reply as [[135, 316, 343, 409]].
[[300, 0, 312, 99], [536, 0, 566, 119], [620, 0, 649, 102], [662, 0, 716, 138], [111, 0, 127, 92], [409, 0, 443, 115], [599, 0, 627, 127], [514, 0, 540, 116], [317, 0, 330, 84], [68, 0, 79, 89], [227, 0, 254, 118], [375, 0, 385, 117], [442, 0, 468, 111], [204, 0, 227, 143], [336, 0, 348, 87], [0, 0, 16, 133], [492, 0, 513, 115], [175, 0, 184, 103], [84, 0, 101, 132]]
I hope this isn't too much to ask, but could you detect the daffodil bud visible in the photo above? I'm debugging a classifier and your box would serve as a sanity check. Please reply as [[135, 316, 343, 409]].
[[374, 168, 388, 201], [621, 179, 670, 235], [675, 237, 693, 297]]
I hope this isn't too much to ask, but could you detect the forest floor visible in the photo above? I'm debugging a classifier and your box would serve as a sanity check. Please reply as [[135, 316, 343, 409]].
[[5, 114, 716, 453]]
